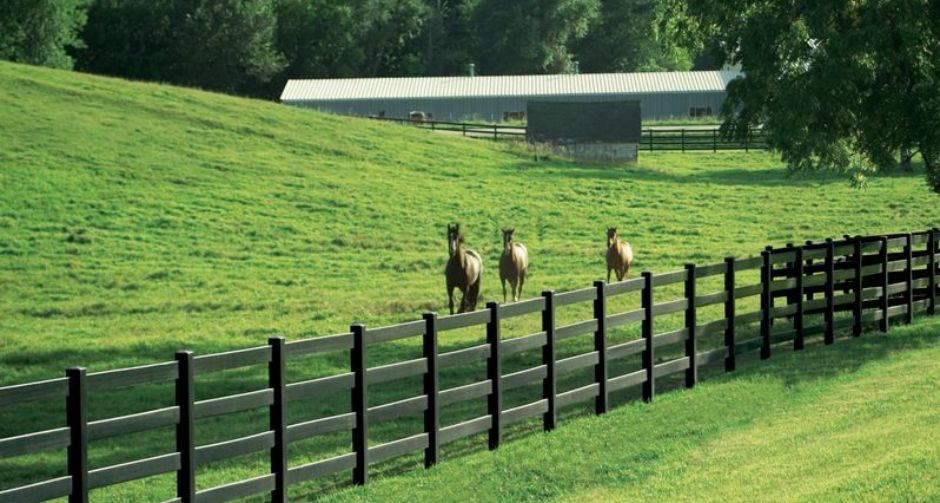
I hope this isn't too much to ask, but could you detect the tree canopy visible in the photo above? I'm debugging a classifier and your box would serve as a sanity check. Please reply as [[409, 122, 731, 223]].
[[0, 0, 89, 69], [1, 0, 697, 97], [675, 0, 940, 192]]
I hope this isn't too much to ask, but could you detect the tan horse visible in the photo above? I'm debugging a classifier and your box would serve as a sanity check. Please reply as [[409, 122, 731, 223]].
[[606, 227, 634, 282], [445, 224, 483, 314], [499, 228, 528, 302]]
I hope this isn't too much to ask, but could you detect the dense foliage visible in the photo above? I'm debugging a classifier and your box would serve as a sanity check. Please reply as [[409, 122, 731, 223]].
[[0, 0, 89, 69], [674, 0, 940, 192], [0, 0, 694, 97]]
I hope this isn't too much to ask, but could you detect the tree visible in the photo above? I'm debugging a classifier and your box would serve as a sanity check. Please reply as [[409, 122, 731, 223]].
[[673, 0, 940, 192], [354, 0, 430, 77], [472, 0, 600, 75], [0, 0, 89, 69], [574, 0, 693, 73], [175, 0, 285, 94], [79, 0, 284, 95]]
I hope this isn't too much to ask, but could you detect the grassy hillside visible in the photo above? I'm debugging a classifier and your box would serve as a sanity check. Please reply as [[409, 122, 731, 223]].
[[1, 61, 938, 501], [1, 61, 936, 382], [321, 317, 940, 503]]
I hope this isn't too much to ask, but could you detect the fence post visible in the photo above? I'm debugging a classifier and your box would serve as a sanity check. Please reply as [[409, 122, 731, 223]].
[[462, 123, 466, 137], [493, 124, 498, 141], [649, 129, 654, 152], [904, 233, 913, 324], [879, 237, 889, 332], [66, 367, 88, 503], [785, 243, 797, 309], [351, 324, 369, 485], [485, 301, 502, 450], [824, 239, 835, 345], [681, 129, 685, 152], [684, 264, 697, 388], [805, 241, 815, 301], [745, 131, 750, 152], [422, 312, 440, 468], [268, 338, 287, 503], [593, 280, 608, 414], [760, 249, 772, 360], [542, 291, 557, 431], [642, 272, 654, 402], [794, 246, 805, 350], [713, 128, 717, 153], [724, 257, 736, 372], [853, 237, 864, 337], [929, 229, 937, 316], [174, 352, 195, 503]]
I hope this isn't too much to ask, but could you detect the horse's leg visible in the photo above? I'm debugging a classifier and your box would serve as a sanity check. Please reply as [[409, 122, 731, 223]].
[[468, 280, 481, 311], [448, 285, 456, 315], [511, 277, 519, 302], [458, 287, 467, 313], [617, 267, 625, 281], [607, 267, 612, 283], [518, 271, 525, 301], [501, 278, 507, 304]]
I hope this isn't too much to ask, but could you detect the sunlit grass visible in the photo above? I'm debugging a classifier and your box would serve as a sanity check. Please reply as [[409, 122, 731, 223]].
[[0, 60, 936, 501]]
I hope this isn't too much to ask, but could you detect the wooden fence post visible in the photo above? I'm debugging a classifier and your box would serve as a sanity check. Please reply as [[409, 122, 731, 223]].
[[879, 237, 889, 332], [649, 129, 654, 152], [824, 239, 835, 345], [929, 229, 937, 316], [805, 241, 815, 301], [724, 257, 736, 372], [786, 243, 798, 309], [485, 301, 502, 450], [684, 263, 697, 388], [853, 237, 864, 337], [642, 272, 655, 402], [681, 129, 686, 152], [794, 246, 805, 350], [713, 128, 717, 153], [593, 280, 608, 414], [542, 291, 557, 431], [268, 338, 287, 503], [904, 233, 914, 324], [760, 249, 772, 360], [422, 312, 440, 468], [351, 324, 369, 485], [174, 352, 195, 503], [66, 367, 88, 503]]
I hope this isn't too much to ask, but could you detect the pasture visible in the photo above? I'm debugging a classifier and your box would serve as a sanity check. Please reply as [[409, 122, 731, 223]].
[[1, 61, 938, 501]]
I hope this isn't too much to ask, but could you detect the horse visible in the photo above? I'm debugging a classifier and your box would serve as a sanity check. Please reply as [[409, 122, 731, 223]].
[[499, 228, 528, 303], [445, 223, 483, 314], [606, 227, 634, 282]]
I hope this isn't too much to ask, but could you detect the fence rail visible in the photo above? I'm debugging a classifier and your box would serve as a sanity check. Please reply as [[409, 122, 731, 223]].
[[1, 229, 938, 502], [367, 116, 769, 152]]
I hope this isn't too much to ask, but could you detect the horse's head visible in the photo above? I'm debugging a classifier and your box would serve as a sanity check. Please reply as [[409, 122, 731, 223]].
[[607, 227, 618, 247], [502, 228, 515, 249], [447, 223, 461, 256]]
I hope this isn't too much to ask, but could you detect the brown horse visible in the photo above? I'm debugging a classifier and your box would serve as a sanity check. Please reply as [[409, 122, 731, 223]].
[[445, 224, 483, 314], [499, 228, 528, 303], [606, 227, 634, 282]]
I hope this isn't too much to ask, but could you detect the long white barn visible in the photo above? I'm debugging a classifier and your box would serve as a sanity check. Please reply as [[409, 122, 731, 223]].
[[280, 70, 742, 121]]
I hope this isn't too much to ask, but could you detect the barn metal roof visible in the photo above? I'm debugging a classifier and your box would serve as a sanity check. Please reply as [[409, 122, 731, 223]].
[[280, 70, 742, 102]]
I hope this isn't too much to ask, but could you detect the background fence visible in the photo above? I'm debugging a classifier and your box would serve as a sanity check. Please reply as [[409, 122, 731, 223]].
[[1, 229, 938, 503], [367, 116, 769, 152]]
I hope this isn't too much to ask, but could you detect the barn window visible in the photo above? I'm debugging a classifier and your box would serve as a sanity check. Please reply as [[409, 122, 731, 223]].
[[503, 111, 526, 122], [689, 106, 712, 117]]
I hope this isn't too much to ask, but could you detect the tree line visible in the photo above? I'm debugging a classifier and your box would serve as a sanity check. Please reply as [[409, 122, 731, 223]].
[[3, 0, 937, 193], [0, 0, 696, 98]]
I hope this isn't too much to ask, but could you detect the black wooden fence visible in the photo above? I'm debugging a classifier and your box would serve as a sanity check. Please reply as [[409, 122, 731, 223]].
[[1, 229, 938, 502], [367, 116, 769, 152]]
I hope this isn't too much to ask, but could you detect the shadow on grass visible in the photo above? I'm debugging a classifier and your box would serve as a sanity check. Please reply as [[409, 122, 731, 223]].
[[504, 156, 925, 188]]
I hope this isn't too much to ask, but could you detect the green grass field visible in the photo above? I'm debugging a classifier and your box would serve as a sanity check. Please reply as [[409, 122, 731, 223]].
[[1, 61, 937, 501]]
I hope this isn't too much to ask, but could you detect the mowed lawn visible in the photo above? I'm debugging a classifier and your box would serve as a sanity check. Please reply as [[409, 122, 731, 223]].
[[1, 61, 938, 501]]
